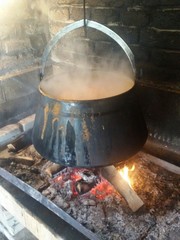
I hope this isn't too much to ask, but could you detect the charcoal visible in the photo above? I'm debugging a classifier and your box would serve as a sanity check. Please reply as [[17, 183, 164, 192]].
[[61, 180, 74, 200], [76, 179, 97, 195]]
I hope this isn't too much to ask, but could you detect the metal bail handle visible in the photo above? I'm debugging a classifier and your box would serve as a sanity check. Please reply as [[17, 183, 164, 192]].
[[40, 19, 136, 80]]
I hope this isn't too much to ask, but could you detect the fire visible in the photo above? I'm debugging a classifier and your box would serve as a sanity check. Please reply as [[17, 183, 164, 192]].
[[90, 179, 116, 200], [52, 166, 136, 201], [119, 165, 135, 188]]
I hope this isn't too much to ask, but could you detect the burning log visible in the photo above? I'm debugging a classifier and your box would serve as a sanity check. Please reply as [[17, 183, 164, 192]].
[[101, 165, 144, 212]]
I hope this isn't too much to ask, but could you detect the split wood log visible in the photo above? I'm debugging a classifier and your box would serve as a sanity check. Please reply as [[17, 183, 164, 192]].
[[101, 165, 144, 212], [10, 156, 35, 166], [41, 162, 63, 178], [0, 148, 35, 167], [0, 156, 35, 167]]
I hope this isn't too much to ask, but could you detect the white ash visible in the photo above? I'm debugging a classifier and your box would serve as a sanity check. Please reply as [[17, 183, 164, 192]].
[[53, 195, 70, 209], [42, 186, 57, 200], [145, 210, 180, 240], [60, 180, 74, 200], [80, 199, 96, 206]]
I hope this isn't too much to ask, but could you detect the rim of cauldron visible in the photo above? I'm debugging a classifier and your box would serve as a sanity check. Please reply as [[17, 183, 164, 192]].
[[38, 81, 135, 103]]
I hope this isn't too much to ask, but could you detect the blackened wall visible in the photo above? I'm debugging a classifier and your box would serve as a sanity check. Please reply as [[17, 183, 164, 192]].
[[48, 0, 180, 89]]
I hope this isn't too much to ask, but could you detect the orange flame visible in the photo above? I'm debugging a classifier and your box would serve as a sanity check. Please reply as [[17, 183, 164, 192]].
[[119, 165, 135, 188]]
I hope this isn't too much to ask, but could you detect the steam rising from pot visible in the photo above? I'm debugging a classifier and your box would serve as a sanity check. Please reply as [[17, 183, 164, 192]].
[[40, 30, 135, 101], [40, 70, 134, 100]]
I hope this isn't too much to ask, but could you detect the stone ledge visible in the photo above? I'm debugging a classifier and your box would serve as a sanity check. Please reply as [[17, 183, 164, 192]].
[[0, 124, 22, 148], [0, 114, 35, 148], [18, 114, 35, 132]]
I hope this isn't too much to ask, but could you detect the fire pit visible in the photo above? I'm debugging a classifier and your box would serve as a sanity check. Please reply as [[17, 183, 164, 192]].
[[0, 1, 180, 239], [0, 141, 179, 240]]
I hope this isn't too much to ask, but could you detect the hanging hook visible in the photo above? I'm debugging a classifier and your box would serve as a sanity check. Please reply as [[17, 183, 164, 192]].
[[83, 0, 87, 37]]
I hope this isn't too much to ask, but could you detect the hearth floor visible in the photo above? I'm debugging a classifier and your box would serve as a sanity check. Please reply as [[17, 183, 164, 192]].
[[0, 145, 179, 240]]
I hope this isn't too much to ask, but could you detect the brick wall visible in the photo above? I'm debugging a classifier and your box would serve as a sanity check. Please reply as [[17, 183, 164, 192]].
[[47, 0, 180, 91], [1, 0, 179, 89], [0, 0, 49, 76], [0, 0, 49, 127], [47, 0, 129, 74]]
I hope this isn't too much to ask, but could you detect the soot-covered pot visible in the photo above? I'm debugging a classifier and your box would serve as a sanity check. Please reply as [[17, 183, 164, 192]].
[[32, 19, 148, 167]]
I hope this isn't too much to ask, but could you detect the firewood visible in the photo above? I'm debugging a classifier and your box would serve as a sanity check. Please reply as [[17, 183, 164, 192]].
[[101, 165, 144, 212], [7, 131, 32, 153], [0, 149, 34, 166], [10, 156, 35, 166], [41, 162, 63, 178]]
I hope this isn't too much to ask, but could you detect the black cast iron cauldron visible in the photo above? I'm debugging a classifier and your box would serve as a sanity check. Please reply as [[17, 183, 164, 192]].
[[32, 19, 148, 167]]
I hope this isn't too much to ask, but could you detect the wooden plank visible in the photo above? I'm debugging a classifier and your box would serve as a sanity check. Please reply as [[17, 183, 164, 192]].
[[0, 222, 15, 240], [0, 185, 62, 240], [0, 205, 24, 236], [140, 152, 180, 175], [0, 178, 87, 240]]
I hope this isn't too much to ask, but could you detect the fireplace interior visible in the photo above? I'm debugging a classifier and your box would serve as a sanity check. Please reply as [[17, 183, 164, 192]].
[[0, 0, 180, 240], [0, 142, 179, 240]]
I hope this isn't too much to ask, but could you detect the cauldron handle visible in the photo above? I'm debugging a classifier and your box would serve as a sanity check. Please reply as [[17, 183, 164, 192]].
[[40, 19, 135, 80]]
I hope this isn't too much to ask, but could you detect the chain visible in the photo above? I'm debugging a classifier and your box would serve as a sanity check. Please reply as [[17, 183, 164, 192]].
[[83, 0, 87, 37]]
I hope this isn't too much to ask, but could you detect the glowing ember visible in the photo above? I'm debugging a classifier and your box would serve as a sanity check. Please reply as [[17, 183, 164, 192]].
[[119, 165, 135, 188], [90, 178, 117, 200], [52, 167, 117, 200]]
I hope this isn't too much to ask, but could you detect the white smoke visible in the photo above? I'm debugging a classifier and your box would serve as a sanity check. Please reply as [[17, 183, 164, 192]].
[[40, 27, 135, 101]]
